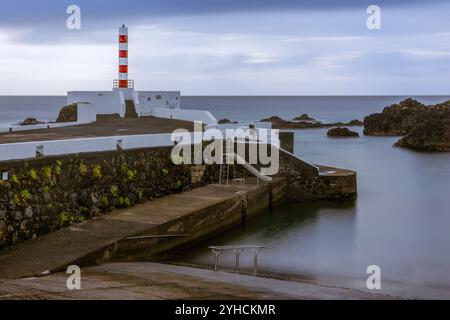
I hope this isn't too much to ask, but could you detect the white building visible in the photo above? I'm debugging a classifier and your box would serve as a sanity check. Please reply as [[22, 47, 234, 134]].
[[67, 25, 216, 125]]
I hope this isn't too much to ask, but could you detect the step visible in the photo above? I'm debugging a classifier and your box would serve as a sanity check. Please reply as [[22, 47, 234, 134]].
[[125, 100, 138, 118]]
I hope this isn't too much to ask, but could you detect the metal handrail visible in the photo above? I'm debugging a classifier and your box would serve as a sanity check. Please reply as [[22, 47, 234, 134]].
[[113, 79, 135, 89], [219, 152, 272, 186], [209, 245, 269, 275]]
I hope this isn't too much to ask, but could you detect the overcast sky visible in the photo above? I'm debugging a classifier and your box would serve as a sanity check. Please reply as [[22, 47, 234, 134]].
[[0, 0, 449, 95]]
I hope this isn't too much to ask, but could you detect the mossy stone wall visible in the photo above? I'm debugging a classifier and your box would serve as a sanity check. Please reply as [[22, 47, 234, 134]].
[[0, 147, 217, 249]]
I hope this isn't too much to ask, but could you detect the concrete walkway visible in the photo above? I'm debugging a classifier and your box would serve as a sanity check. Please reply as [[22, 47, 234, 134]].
[[0, 181, 281, 279], [0, 262, 394, 300]]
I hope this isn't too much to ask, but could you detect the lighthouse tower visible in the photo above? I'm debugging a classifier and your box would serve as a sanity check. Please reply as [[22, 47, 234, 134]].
[[115, 25, 133, 89], [67, 24, 185, 122]]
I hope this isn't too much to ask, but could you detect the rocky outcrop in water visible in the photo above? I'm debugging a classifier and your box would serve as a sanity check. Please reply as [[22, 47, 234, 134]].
[[260, 116, 364, 129], [56, 104, 77, 122], [364, 98, 428, 136], [218, 118, 238, 124], [293, 114, 316, 121], [394, 118, 450, 151], [327, 127, 359, 137], [347, 119, 364, 126], [364, 98, 450, 151]]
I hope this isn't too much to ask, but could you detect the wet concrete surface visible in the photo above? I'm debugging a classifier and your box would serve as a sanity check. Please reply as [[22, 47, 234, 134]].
[[0, 262, 395, 300]]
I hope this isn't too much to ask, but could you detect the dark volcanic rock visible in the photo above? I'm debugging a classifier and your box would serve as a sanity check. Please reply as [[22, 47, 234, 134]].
[[20, 118, 43, 126], [395, 118, 450, 152], [364, 98, 450, 151], [348, 119, 364, 126], [363, 98, 427, 136], [327, 127, 359, 138], [218, 118, 238, 124], [293, 114, 316, 121], [261, 116, 364, 130], [261, 116, 322, 129], [56, 104, 77, 122]]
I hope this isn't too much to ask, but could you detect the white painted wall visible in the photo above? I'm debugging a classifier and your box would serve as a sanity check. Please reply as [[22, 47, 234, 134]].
[[138, 91, 181, 116], [152, 108, 217, 125], [0, 122, 84, 133], [77, 103, 97, 122], [0, 133, 194, 162], [67, 90, 181, 118], [67, 91, 124, 117], [0, 130, 281, 163]]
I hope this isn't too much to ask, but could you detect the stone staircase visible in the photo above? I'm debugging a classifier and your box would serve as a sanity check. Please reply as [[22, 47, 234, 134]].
[[125, 100, 138, 118]]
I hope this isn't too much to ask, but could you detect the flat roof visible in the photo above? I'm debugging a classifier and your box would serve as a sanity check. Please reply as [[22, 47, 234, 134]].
[[0, 117, 195, 145]]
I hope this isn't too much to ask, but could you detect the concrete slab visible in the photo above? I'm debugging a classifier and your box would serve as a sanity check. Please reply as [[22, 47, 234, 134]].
[[0, 262, 396, 300]]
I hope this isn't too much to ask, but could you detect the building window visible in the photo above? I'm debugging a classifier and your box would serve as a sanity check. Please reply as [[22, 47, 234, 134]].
[[147, 97, 151, 101], [156, 95, 162, 100]]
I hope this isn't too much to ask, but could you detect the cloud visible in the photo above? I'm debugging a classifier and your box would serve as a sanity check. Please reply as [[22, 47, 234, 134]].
[[0, 1, 450, 94], [1, 0, 445, 27], [403, 49, 450, 58]]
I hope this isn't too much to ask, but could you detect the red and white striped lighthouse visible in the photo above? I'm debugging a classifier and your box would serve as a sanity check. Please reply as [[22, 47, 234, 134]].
[[118, 25, 130, 88]]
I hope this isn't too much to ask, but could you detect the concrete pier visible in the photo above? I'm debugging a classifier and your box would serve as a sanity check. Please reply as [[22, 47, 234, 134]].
[[0, 178, 285, 279], [0, 262, 394, 300]]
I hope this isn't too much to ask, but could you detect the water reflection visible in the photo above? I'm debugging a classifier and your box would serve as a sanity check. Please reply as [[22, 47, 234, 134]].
[[171, 201, 358, 279], [171, 127, 450, 297]]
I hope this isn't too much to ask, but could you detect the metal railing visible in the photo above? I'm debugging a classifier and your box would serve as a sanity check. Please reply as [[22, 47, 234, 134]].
[[209, 245, 269, 275], [113, 79, 135, 89], [219, 152, 272, 187]]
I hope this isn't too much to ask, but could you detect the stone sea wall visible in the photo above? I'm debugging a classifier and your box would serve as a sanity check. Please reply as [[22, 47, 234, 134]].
[[0, 141, 356, 250], [233, 142, 357, 202], [276, 150, 357, 202], [0, 147, 217, 249]]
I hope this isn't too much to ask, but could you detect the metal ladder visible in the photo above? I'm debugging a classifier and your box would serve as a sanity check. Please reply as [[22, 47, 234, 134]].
[[219, 153, 236, 185]]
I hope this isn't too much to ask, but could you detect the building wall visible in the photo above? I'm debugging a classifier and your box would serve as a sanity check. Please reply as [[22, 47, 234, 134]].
[[67, 91, 125, 117], [152, 108, 217, 125], [77, 103, 97, 123], [67, 90, 183, 119], [137, 91, 181, 116], [0, 133, 190, 162]]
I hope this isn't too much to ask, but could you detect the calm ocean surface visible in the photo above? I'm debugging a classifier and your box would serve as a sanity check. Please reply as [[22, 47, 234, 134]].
[[1, 95, 450, 125], [1, 95, 450, 298]]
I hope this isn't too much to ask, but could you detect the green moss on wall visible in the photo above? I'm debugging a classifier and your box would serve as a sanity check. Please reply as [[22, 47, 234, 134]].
[[0, 146, 214, 250]]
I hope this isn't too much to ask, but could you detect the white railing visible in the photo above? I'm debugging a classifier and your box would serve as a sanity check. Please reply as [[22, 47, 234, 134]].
[[0, 121, 89, 134], [152, 108, 217, 125], [0, 133, 192, 162]]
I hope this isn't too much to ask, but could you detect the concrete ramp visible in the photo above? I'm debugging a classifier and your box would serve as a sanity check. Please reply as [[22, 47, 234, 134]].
[[0, 179, 285, 279]]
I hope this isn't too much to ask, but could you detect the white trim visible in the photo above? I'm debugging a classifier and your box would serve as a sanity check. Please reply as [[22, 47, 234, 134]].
[[0, 133, 193, 162], [152, 108, 217, 125]]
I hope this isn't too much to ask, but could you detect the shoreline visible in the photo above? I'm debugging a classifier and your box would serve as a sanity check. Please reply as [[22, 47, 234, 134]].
[[0, 262, 396, 300], [162, 260, 449, 300]]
